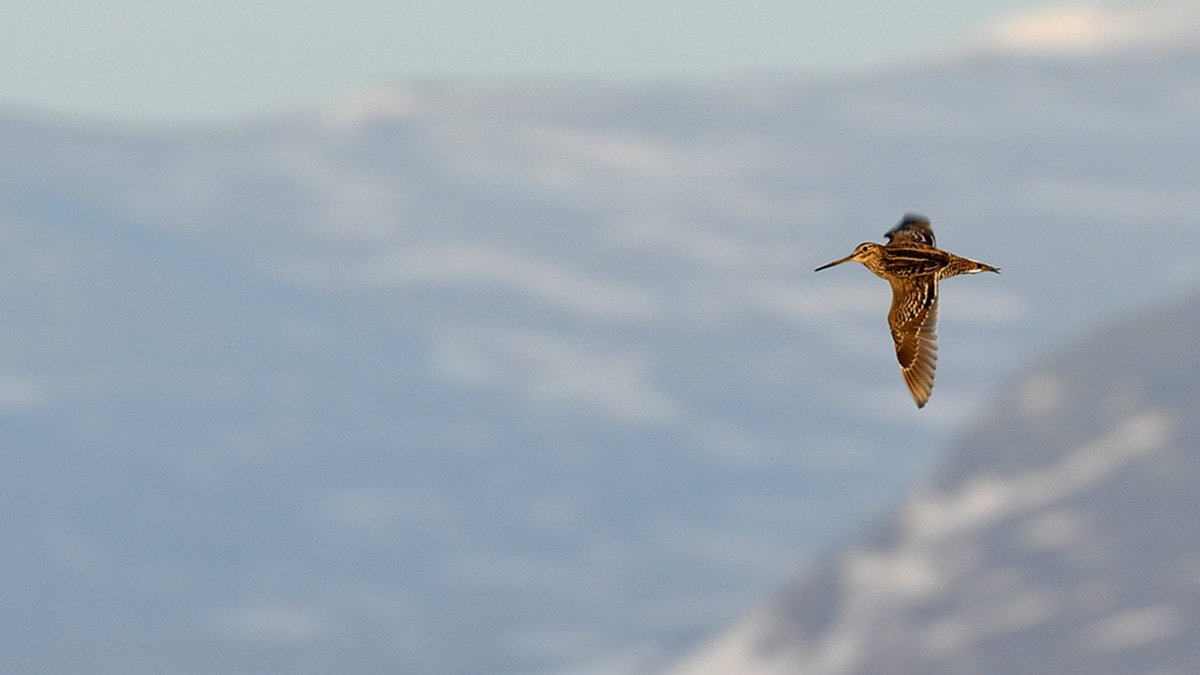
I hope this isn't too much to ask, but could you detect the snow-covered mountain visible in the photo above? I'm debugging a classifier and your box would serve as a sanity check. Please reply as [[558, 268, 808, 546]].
[[2, 4, 1199, 672], [664, 290, 1200, 675]]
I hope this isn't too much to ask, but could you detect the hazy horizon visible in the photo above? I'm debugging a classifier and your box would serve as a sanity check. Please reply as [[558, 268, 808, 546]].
[[0, 0, 1117, 127]]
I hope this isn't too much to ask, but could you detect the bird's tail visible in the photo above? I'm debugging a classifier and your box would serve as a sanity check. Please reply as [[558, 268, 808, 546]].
[[944, 255, 1000, 277]]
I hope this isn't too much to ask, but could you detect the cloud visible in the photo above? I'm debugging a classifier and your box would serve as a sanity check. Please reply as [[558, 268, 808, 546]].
[[432, 327, 683, 425], [322, 87, 432, 134], [1015, 373, 1068, 422], [427, 113, 779, 208], [982, 2, 1200, 55], [938, 289, 1026, 326], [1020, 508, 1091, 552], [0, 374, 51, 410], [1020, 178, 1200, 223], [312, 488, 405, 531], [1085, 604, 1183, 652], [750, 283, 885, 323], [362, 247, 659, 319], [312, 487, 454, 532], [615, 216, 751, 268], [211, 604, 329, 643]]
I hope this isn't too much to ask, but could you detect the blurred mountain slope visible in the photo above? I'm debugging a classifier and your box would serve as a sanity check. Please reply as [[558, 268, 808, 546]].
[[665, 292, 1200, 674]]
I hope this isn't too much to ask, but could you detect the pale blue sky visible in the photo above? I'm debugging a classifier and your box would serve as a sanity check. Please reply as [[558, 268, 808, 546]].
[[1, 0, 1084, 127]]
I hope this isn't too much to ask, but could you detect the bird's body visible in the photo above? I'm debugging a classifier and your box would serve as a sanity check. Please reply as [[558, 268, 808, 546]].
[[815, 214, 999, 408]]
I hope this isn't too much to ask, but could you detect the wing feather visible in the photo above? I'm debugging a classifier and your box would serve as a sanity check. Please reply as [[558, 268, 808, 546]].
[[885, 213, 937, 247], [888, 277, 939, 408]]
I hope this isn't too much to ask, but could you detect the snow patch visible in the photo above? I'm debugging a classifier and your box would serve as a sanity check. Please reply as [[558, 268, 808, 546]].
[[846, 547, 941, 598], [922, 588, 1059, 659], [907, 410, 1172, 540], [660, 611, 795, 675]]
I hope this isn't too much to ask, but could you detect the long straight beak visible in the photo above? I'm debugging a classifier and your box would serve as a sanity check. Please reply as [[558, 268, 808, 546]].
[[814, 255, 854, 272]]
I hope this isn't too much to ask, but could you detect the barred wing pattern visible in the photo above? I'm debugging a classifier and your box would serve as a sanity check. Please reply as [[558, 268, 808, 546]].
[[885, 213, 937, 247], [887, 276, 939, 408]]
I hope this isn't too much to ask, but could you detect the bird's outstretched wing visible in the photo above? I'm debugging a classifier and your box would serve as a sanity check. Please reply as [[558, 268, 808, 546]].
[[887, 277, 939, 408], [885, 213, 937, 247]]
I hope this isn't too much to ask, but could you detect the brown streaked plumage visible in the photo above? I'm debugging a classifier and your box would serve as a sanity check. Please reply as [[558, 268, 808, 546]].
[[814, 214, 1000, 409]]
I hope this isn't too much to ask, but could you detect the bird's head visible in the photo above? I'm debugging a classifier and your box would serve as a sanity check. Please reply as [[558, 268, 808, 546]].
[[814, 242, 882, 271]]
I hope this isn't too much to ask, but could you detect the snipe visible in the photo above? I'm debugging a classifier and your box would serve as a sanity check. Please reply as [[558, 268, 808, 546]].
[[815, 214, 1000, 409]]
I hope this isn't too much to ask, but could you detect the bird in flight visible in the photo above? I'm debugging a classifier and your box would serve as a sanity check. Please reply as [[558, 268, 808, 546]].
[[814, 214, 1000, 408]]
